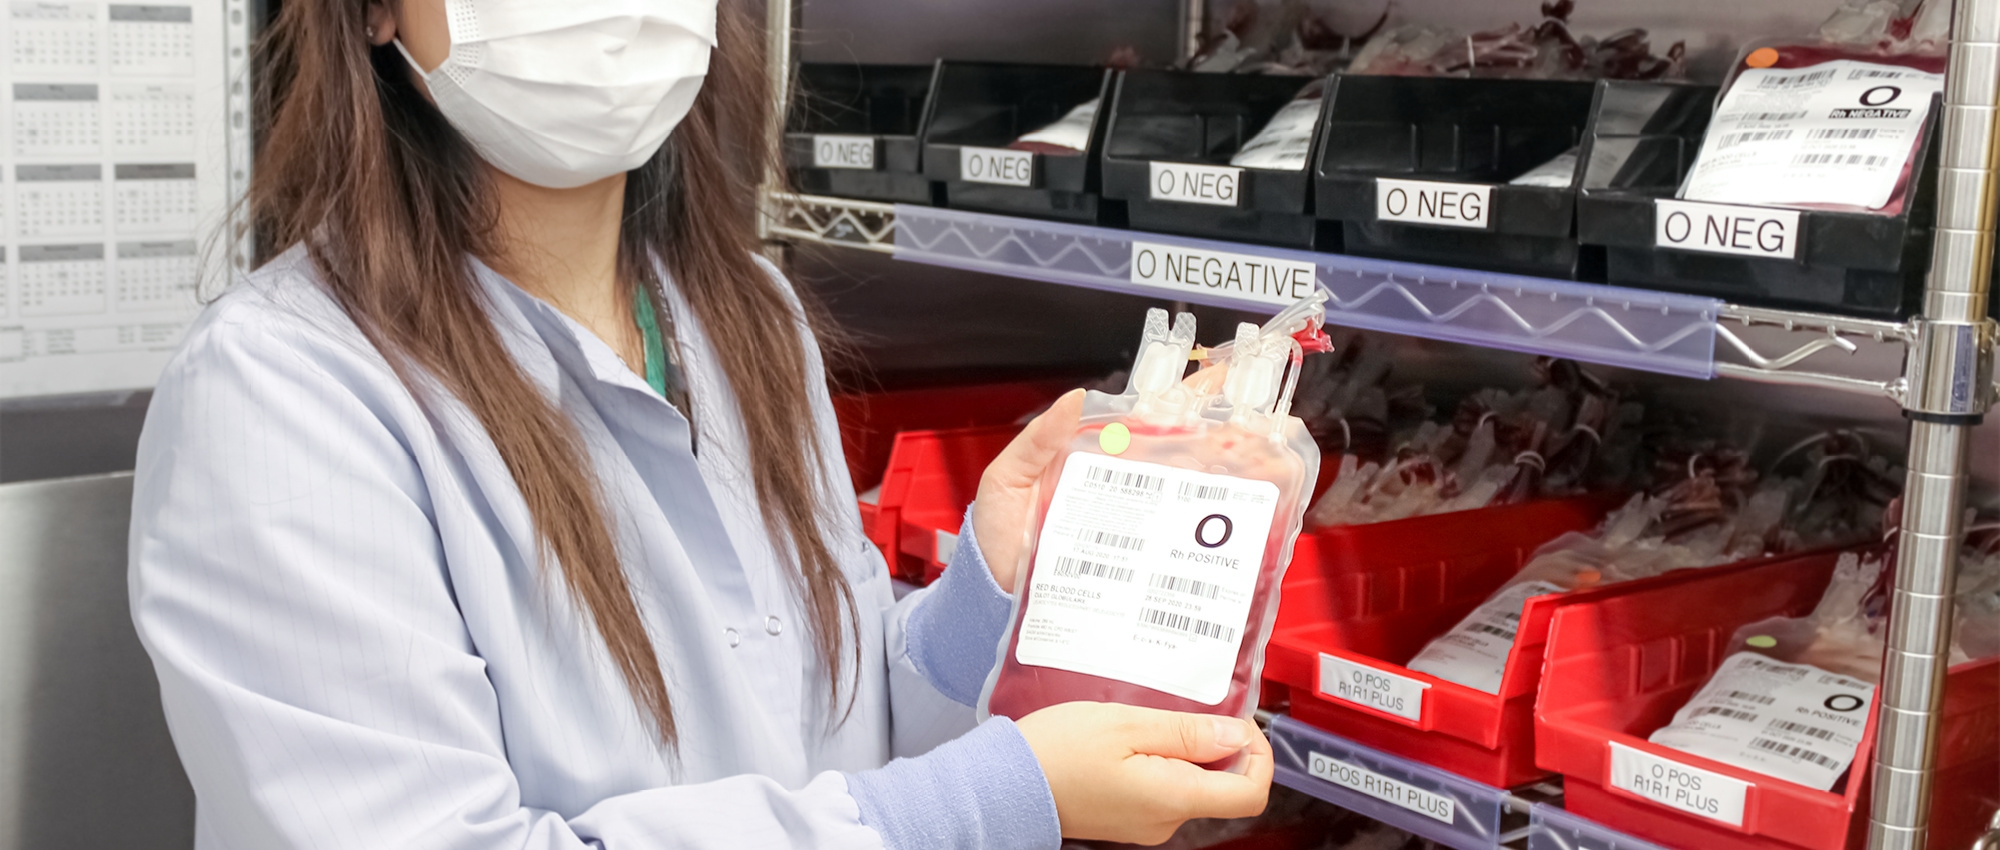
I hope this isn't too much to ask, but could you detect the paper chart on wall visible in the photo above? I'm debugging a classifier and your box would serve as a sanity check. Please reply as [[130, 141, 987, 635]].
[[0, 0, 248, 398]]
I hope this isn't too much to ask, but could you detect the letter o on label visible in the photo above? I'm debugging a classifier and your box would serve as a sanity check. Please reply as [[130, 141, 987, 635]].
[[1156, 168, 1175, 194], [1664, 211, 1692, 243], [1825, 693, 1866, 712], [1386, 187, 1408, 216], [967, 155, 984, 178], [1135, 248, 1157, 278], [818, 140, 833, 162], [1861, 85, 1902, 107], [1195, 514, 1233, 549]]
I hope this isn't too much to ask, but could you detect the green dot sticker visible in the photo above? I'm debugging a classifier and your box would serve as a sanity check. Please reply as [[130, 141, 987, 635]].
[[1099, 422, 1132, 455], [1746, 635, 1778, 649]]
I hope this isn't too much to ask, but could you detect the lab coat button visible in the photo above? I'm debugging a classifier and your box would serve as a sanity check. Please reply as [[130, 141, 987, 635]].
[[725, 627, 740, 648], [765, 615, 783, 636]]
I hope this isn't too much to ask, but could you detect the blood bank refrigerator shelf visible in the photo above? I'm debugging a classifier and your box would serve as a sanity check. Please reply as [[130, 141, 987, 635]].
[[761, 0, 2000, 847], [0, 0, 249, 398]]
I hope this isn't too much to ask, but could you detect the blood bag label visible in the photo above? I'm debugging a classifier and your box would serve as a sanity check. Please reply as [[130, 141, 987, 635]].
[[1375, 178, 1491, 229], [1318, 653, 1428, 722], [1609, 741, 1750, 827], [1015, 453, 1279, 704], [1684, 60, 1943, 210], [1654, 199, 1801, 259], [961, 147, 1035, 187], [1149, 161, 1243, 207], [812, 135, 877, 170], [1406, 580, 1565, 694], [1230, 97, 1322, 171], [1129, 241, 1318, 308], [1307, 751, 1457, 823], [1647, 652, 1873, 791]]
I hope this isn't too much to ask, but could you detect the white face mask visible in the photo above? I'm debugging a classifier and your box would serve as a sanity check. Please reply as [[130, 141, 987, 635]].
[[395, 0, 718, 189]]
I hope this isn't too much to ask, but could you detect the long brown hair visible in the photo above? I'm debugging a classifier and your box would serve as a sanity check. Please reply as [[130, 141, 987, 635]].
[[248, 0, 856, 746]]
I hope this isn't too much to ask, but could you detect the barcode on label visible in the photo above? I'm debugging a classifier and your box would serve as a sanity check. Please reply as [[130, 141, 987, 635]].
[[1768, 719, 1839, 741], [1078, 529, 1144, 551], [1691, 706, 1760, 723], [1088, 466, 1164, 492], [1810, 127, 1882, 140], [1179, 482, 1229, 500], [1793, 153, 1889, 167], [1140, 607, 1238, 643], [1848, 68, 1903, 79], [1151, 573, 1224, 599], [1725, 690, 1777, 706], [1757, 69, 1834, 89], [1468, 623, 1516, 640], [1751, 737, 1840, 769], [1745, 658, 1808, 679], [1718, 129, 1793, 148], [1052, 556, 1134, 583], [1729, 110, 1809, 122]]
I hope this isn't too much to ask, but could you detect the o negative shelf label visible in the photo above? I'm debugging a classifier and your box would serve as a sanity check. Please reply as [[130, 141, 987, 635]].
[[1608, 741, 1750, 827], [1306, 750, 1457, 823], [1376, 178, 1491, 229], [1128, 242, 1318, 308], [1150, 160, 1243, 207], [1654, 199, 1801, 260], [812, 135, 876, 170]]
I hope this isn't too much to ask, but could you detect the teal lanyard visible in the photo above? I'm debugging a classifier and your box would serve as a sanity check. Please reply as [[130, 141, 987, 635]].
[[632, 286, 695, 451], [633, 285, 670, 398]]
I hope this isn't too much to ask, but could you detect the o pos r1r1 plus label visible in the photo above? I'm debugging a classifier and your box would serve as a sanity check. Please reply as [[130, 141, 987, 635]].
[[1129, 241, 1318, 308], [1014, 453, 1279, 704]]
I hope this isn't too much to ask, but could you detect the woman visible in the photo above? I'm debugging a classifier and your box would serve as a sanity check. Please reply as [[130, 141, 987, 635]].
[[126, 0, 1275, 847]]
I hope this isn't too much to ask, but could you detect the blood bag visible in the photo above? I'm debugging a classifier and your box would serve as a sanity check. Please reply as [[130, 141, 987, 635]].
[[977, 300, 1323, 738]]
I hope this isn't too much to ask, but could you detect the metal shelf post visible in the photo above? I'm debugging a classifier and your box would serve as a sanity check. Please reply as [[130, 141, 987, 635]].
[[1872, 0, 2000, 846]]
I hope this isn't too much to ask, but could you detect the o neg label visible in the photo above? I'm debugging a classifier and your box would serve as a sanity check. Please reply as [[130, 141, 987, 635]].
[[1128, 241, 1317, 308], [1376, 178, 1491, 229], [1318, 653, 1429, 722], [1609, 741, 1750, 827], [1655, 199, 1801, 260], [1306, 751, 1456, 823], [1149, 161, 1243, 207], [811, 135, 876, 170], [960, 146, 1035, 187]]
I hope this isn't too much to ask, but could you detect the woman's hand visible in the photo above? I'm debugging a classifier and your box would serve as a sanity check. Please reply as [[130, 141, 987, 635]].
[[1015, 702, 1273, 844], [972, 390, 1084, 591]]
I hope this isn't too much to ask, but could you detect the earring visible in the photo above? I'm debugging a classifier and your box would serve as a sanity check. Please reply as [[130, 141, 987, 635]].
[[366, 26, 376, 39]]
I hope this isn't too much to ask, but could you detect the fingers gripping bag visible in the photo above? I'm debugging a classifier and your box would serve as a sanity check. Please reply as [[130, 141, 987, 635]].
[[977, 296, 1326, 742]]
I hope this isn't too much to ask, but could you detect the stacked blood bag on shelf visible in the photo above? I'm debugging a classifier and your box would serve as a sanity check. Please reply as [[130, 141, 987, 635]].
[[1346, 0, 1684, 81], [1304, 357, 1637, 529], [1265, 428, 1901, 788], [1408, 433, 1899, 695], [1537, 538, 1999, 850], [978, 295, 1326, 734], [1579, 0, 1950, 318]]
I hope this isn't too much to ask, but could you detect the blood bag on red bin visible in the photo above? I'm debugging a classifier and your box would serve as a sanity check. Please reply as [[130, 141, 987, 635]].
[[977, 296, 1324, 740]]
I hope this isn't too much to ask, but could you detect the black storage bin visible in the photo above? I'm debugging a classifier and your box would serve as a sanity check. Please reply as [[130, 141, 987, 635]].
[[1577, 80, 1939, 319], [783, 63, 938, 205], [1314, 75, 1599, 279], [1100, 70, 1337, 249], [921, 61, 1118, 224]]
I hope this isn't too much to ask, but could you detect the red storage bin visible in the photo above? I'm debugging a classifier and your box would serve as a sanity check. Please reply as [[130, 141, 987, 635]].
[[832, 379, 1073, 576], [1264, 492, 1766, 789], [1536, 551, 2000, 850], [877, 424, 1020, 585]]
